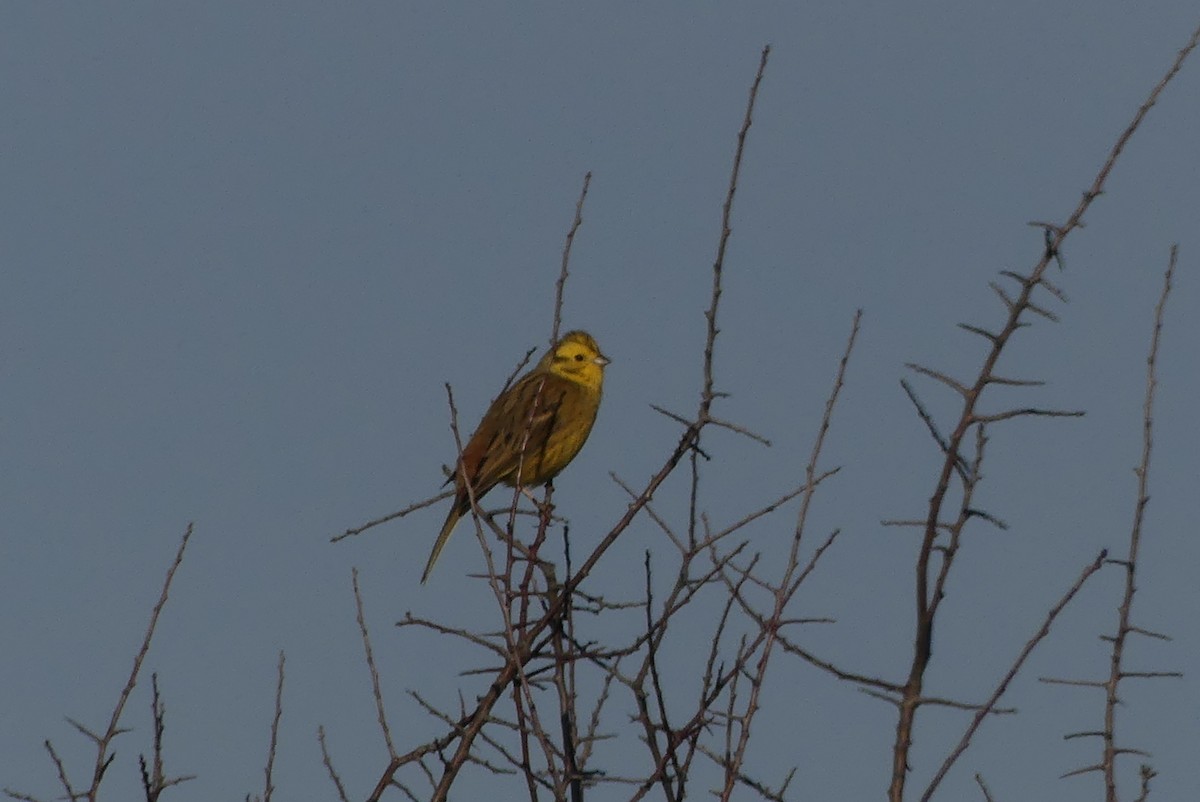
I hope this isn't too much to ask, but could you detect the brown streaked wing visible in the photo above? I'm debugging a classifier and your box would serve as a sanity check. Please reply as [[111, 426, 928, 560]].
[[455, 370, 578, 497]]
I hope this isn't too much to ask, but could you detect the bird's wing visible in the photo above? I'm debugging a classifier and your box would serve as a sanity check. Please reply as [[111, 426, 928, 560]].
[[456, 372, 573, 495]]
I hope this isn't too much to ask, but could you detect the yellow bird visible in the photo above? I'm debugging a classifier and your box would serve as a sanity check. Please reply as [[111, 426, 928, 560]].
[[422, 330, 609, 583]]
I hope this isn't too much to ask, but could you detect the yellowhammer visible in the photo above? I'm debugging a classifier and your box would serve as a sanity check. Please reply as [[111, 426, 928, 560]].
[[421, 330, 609, 583]]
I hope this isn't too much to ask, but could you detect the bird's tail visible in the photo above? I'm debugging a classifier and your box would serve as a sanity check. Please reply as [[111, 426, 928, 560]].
[[421, 499, 465, 583]]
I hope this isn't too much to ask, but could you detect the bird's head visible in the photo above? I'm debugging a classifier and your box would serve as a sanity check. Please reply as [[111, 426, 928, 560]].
[[543, 330, 609, 392]]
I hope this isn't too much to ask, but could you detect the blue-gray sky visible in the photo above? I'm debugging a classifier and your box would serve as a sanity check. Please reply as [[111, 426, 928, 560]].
[[3, 4, 1199, 800]]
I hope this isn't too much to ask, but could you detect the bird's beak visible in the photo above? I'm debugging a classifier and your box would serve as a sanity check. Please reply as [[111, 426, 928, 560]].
[[594, 354, 611, 367]]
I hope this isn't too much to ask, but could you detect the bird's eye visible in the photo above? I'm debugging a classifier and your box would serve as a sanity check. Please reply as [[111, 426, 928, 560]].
[[574, 354, 584, 361]]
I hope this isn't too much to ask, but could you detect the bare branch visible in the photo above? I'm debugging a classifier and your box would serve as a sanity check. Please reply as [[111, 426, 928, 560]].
[[988, 281, 1016, 312], [889, 111, 1183, 785], [1135, 764, 1158, 802], [261, 651, 285, 802], [919, 550, 1108, 802], [905, 362, 969, 398], [899, 379, 969, 480], [957, 323, 999, 343], [334, 491, 454, 543], [317, 726, 351, 802], [705, 414, 772, 447], [1039, 677, 1107, 689], [975, 772, 997, 802], [138, 675, 196, 802], [1099, 245, 1180, 799], [552, 171, 592, 344], [702, 44, 769, 407], [354, 569, 397, 759], [75, 524, 195, 801], [970, 408, 1085, 424], [985, 375, 1045, 387]]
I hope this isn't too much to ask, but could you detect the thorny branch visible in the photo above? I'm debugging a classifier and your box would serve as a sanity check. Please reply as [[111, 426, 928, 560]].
[[354, 45, 774, 802], [889, 23, 1200, 802], [1040, 246, 1183, 799], [322, 24, 1200, 802]]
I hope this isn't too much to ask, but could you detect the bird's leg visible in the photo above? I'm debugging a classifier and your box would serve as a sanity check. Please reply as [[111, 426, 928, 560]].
[[537, 480, 557, 519]]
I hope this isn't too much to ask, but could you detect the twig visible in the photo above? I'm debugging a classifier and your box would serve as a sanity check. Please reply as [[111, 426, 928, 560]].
[[138, 675, 196, 802], [702, 45, 769, 407], [552, 172, 592, 344], [715, 306, 858, 801], [354, 569, 398, 759], [262, 651, 285, 802], [975, 772, 997, 802], [334, 491, 454, 542], [317, 726, 351, 802], [1100, 245, 1179, 800], [890, 22, 1200, 799], [790, 310, 859, 566], [87, 524, 194, 800], [405, 46, 774, 802], [919, 551, 1108, 802]]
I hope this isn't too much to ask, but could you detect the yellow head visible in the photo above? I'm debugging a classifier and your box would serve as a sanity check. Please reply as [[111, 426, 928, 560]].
[[542, 330, 609, 393]]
